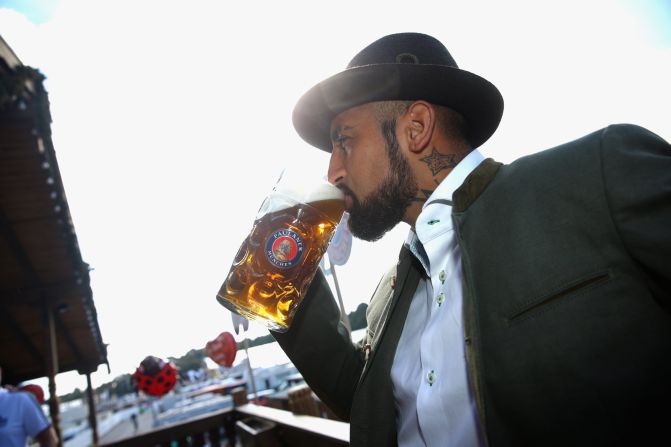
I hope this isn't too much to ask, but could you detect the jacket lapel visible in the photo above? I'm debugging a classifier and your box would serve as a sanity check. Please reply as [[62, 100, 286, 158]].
[[358, 245, 422, 386], [451, 157, 501, 438]]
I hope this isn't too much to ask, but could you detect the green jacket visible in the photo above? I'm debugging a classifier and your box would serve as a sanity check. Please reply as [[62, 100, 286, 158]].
[[274, 124, 671, 446]]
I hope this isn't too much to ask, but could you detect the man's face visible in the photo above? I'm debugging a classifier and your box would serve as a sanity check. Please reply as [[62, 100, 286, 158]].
[[328, 103, 418, 241]]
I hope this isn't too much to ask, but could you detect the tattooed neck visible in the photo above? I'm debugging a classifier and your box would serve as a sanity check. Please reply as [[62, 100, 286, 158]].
[[420, 148, 461, 176], [411, 171, 448, 203]]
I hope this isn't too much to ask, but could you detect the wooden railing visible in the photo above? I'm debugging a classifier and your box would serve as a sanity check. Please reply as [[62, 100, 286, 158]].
[[100, 387, 349, 447], [235, 404, 348, 447], [100, 406, 236, 447]]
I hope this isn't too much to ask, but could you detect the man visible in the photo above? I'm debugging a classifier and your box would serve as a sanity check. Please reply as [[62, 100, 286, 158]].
[[273, 32, 671, 446], [0, 367, 58, 447]]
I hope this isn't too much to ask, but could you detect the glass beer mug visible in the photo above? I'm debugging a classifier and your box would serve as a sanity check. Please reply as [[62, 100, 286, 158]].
[[216, 169, 345, 332]]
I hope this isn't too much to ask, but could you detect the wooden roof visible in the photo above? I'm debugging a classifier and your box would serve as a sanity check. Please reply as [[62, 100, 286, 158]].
[[0, 35, 108, 384]]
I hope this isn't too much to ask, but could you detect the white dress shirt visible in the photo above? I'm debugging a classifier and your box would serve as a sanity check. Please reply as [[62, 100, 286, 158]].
[[391, 149, 485, 446]]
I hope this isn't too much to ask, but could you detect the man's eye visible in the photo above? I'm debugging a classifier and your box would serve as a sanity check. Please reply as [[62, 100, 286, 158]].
[[335, 136, 350, 150]]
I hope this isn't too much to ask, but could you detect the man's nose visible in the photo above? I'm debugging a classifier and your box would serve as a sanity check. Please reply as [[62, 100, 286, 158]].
[[328, 149, 346, 185]]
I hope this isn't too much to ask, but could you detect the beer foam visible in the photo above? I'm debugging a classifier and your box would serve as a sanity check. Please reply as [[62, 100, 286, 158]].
[[304, 182, 344, 203], [264, 183, 343, 213]]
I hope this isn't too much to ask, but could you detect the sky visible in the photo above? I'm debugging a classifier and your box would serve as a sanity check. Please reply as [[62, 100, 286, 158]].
[[0, 0, 669, 396]]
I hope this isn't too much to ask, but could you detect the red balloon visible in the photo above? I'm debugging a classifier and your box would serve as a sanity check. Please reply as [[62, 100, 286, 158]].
[[132, 356, 178, 397], [19, 384, 45, 404], [205, 332, 237, 367]]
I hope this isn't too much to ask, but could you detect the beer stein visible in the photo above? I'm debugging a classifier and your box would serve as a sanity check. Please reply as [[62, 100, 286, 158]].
[[217, 169, 345, 332]]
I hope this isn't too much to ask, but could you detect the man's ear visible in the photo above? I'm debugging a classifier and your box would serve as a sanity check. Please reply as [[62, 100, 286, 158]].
[[403, 101, 435, 154]]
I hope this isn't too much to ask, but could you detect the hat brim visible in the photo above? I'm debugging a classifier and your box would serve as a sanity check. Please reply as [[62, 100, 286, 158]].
[[293, 63, 504, 152]]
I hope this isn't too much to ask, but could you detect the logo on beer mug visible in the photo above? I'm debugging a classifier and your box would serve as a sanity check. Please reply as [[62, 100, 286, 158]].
[[265, 228, 304, 268]]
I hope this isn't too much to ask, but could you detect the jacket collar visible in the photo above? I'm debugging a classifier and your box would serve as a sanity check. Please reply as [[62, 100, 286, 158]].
[[453, 158, 503, 213]]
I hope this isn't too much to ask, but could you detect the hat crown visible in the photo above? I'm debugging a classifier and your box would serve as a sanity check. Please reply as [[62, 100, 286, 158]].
[[347, 32, 458, 69], [293, 32, 503, 152]]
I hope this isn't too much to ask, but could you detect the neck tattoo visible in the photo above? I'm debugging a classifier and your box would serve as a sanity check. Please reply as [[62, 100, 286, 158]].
[[420, 148, 460, 176]]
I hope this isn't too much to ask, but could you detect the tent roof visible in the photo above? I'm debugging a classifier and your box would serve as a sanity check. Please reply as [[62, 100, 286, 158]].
[[0, 35, 108, 385]]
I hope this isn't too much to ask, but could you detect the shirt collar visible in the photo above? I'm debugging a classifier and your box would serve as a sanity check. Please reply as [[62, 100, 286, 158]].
[[405, 149, 485, 272], [410, 149, 484, 242], [404, 149, 484, 273]]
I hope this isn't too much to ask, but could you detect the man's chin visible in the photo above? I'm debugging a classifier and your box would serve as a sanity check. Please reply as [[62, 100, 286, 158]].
[[348, 214, 396, 242]]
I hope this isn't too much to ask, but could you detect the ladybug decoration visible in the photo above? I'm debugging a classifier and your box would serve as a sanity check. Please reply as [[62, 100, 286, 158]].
[[131, 355, 178, 397], [205, 331, 237, 367]]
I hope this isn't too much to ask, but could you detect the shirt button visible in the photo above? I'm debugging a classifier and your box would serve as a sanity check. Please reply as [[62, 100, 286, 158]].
[[439, 270, 446, 283], [436, 293, 445, 306], [427, 370, 436, 386]]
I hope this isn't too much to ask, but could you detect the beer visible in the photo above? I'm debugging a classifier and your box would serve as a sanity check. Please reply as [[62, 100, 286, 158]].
[[217, 182, 344, 332]]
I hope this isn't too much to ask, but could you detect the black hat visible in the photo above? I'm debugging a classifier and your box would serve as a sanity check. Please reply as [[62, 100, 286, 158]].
[[292, 32, 504, 152]]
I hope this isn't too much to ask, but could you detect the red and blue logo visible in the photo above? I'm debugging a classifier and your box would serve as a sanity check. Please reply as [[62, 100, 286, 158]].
[[265, 228, 304, 268]]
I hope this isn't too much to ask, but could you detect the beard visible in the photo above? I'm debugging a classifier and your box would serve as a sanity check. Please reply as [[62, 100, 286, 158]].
[[344, 120, 418, 242]]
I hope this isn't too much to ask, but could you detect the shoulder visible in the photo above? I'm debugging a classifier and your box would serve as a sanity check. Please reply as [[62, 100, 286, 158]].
[[600, 123, 666, 140], [501, 124, 668, 173], [13, 390, 41, 409], [0, 389, 40, 413], [537, 123, 666, 157], [13, 390, 51, 438], [598, 124, 670, 157], [552, 123, 665, 150]]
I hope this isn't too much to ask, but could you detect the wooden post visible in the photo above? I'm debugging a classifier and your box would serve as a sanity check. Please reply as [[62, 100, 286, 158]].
[[43, 298, 63, 446], [243, 338, 258, 404], [231, 386, 248, 406], [86, 372, 99, 446]]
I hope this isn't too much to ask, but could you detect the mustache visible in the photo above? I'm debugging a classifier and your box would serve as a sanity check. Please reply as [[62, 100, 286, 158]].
[[337, 184, 357, 202]]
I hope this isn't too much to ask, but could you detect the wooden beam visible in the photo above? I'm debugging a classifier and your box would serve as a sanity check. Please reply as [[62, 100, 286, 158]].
[[43, 298, 63, 447], [0, 301, 44, 365], [54, 311, 83, 360], [86, 372, 99, 446], [0, 278, 86, 306], [0, 208, 41, 285], [0, 35, 23, 68]]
